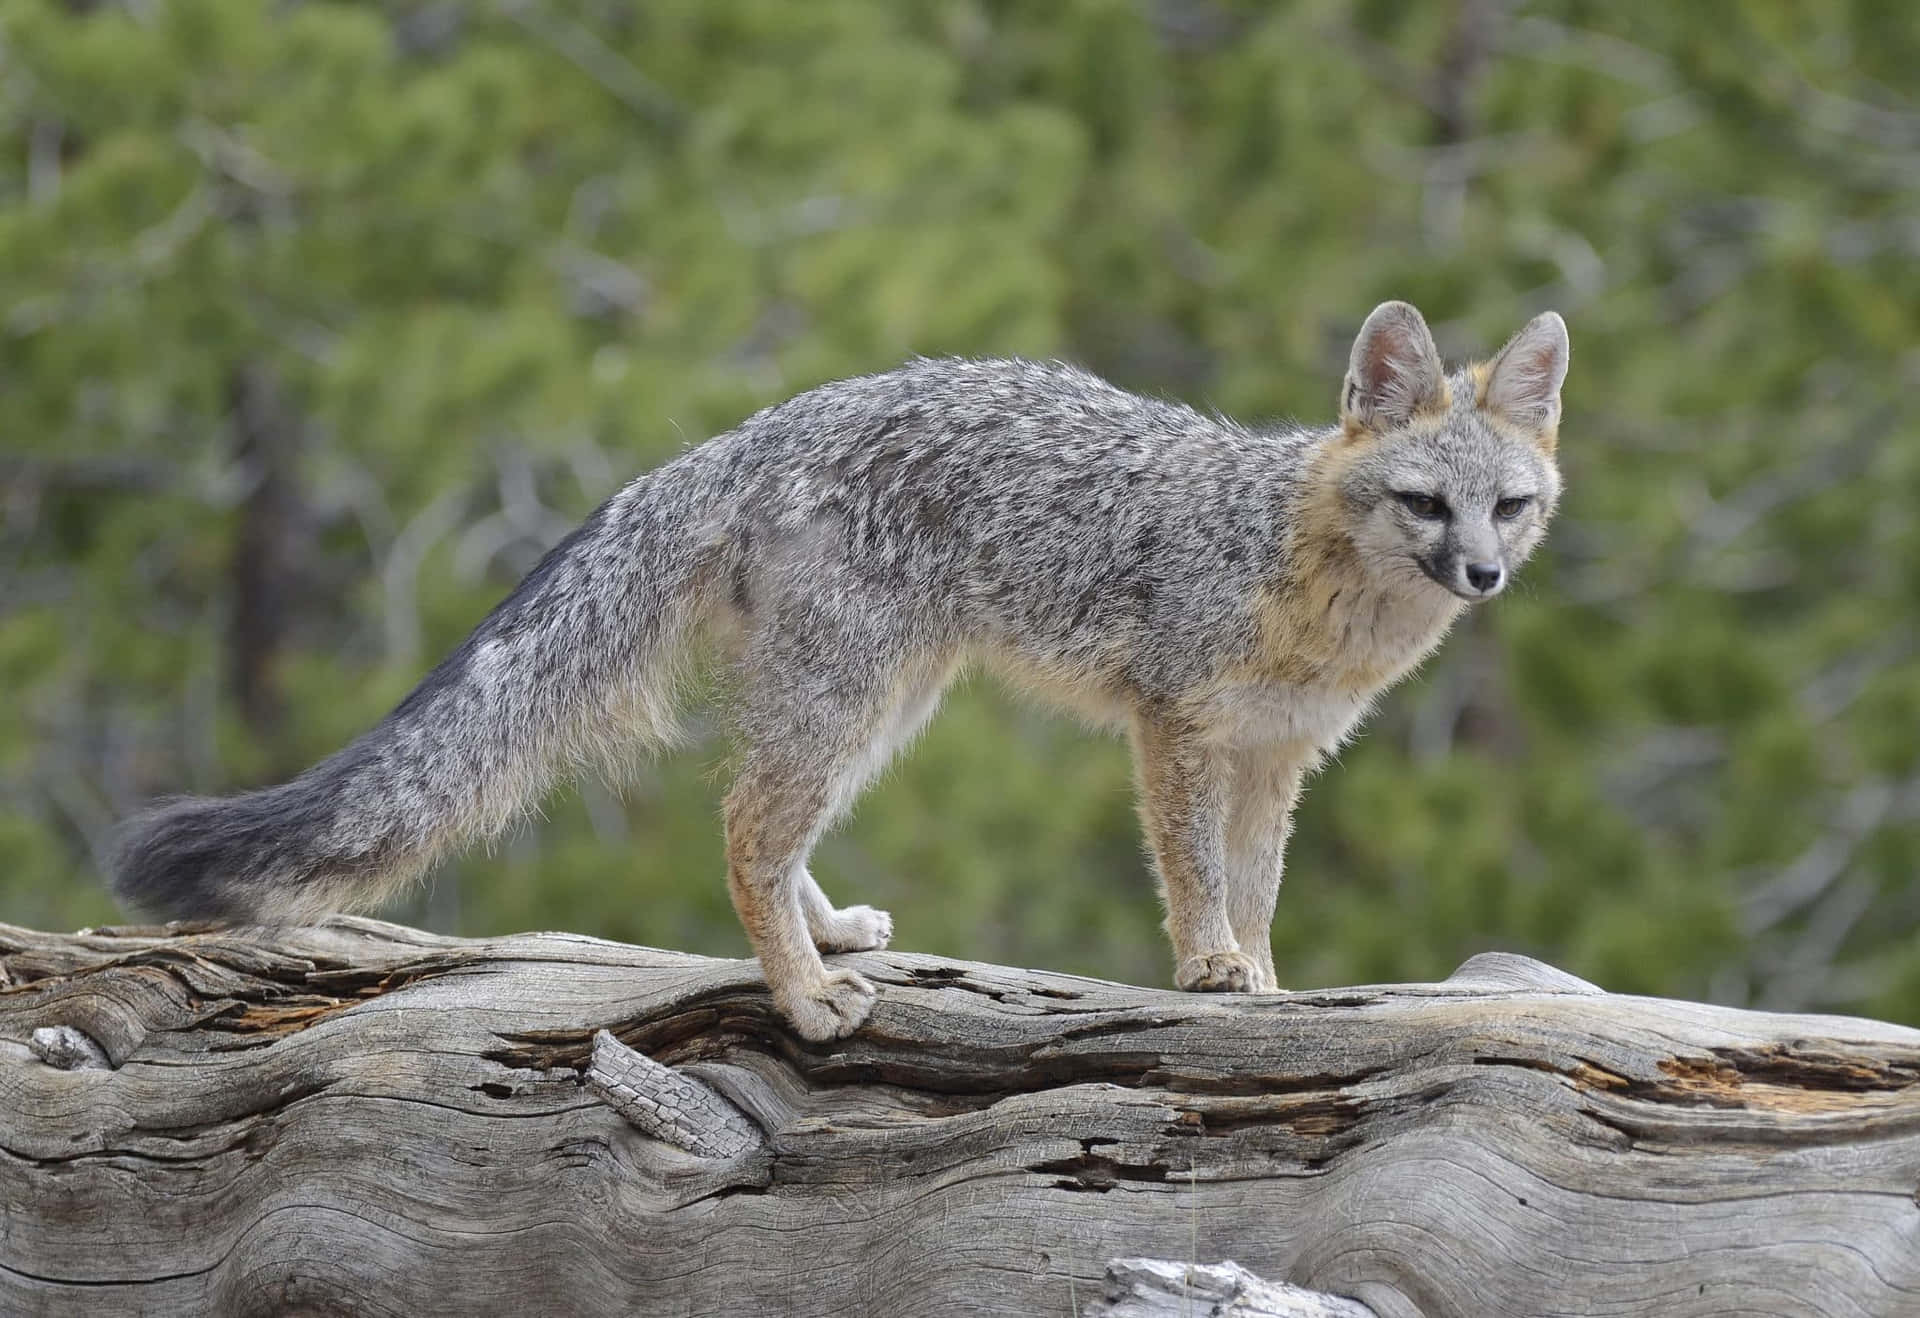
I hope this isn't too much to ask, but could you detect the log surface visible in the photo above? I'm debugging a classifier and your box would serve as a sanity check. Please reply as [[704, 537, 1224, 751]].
[[3, 918, 1919, 1317]]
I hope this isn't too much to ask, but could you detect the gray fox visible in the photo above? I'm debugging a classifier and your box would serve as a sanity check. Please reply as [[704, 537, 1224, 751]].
[[112, 301, 1569, 1041]]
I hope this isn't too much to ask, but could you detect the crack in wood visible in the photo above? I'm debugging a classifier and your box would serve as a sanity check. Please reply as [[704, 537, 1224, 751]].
[[1031, 1137, 1171, 1193]]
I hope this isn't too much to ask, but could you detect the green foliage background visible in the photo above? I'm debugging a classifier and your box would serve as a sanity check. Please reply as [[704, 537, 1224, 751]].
[[4, 1, 1917, 1020]]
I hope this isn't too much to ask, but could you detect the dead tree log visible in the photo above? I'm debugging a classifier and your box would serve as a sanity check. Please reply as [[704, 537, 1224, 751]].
[[3, 917, 1918, 1317]]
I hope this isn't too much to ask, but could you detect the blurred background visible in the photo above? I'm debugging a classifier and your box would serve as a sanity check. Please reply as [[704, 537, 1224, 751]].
[[4, 1, 1918, 1022]]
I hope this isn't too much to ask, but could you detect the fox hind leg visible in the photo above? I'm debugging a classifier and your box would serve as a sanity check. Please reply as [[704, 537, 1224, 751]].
[[725, 758, 874, 1043], [726, 638, 950, 1041], [798, 880, 893, 954], [794, 657, 953, 954], [729, 737, 887, 1037]]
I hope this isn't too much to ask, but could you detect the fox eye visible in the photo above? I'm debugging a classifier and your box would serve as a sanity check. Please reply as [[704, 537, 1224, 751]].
[[1397, 492, 1446, 519], [1494, 497, 1530, 519]]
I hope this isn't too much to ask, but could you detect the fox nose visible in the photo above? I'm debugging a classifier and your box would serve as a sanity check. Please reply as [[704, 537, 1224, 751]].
[[1464, 562, 1504, 594]]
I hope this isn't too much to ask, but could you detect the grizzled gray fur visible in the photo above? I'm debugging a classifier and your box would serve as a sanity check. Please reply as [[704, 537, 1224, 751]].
[[114, 301, 1571, 1041]]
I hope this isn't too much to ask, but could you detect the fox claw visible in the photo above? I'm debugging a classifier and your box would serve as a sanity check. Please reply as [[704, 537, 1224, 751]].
[[779, 968, 878, 1042], [1176, 951, 1263, 994]]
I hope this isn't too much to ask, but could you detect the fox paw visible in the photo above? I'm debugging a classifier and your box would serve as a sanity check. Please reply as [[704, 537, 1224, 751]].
[[811, 905, 893, 954], [778, 968, 878, 1042], [1176, 951, 1263, 994]]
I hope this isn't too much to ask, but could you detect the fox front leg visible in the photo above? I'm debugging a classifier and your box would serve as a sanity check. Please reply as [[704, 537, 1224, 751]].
[[1131, 715, 1263, 993], [1222, 743, 1308, 992]]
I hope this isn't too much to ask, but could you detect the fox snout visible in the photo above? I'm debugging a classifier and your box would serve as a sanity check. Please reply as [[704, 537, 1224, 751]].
[[1462, 560, 1504, 596], [1417, 551, 1507, 600], [1407, 506, 1514, 599]]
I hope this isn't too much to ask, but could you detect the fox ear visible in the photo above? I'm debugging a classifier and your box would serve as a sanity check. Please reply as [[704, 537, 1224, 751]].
[[1479, 311, 1570, 437], [1340, 301, 1447, 435]]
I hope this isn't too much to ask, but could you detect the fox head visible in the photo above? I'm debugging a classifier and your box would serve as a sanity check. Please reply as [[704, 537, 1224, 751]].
[[1329, 301, 1568, 601]]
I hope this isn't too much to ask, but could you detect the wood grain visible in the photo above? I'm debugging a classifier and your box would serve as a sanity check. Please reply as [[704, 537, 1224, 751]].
[[3, 918, 1917, 1317]]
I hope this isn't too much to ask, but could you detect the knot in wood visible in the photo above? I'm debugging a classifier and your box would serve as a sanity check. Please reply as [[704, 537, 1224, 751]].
[[1092, 1258, 1379, 1318], [28, 1025, 112, 1071], [1445, 951, 1603, 994]]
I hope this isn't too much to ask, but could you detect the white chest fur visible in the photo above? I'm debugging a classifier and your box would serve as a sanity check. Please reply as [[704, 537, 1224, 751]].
[[1199, 680, 1374, 752], [1213, 576, 1463, 755]]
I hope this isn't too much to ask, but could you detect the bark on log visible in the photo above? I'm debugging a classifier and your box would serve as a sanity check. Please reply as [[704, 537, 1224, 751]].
[[3, 917, 1918, 1317]]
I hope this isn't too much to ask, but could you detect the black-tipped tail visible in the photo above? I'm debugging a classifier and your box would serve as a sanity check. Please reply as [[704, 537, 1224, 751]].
[[109, 448, 726, 926], [109, 772, 394, 925]]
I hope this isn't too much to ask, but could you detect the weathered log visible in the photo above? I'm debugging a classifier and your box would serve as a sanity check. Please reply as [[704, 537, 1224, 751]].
[[3, 917, 1918, 1317]]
